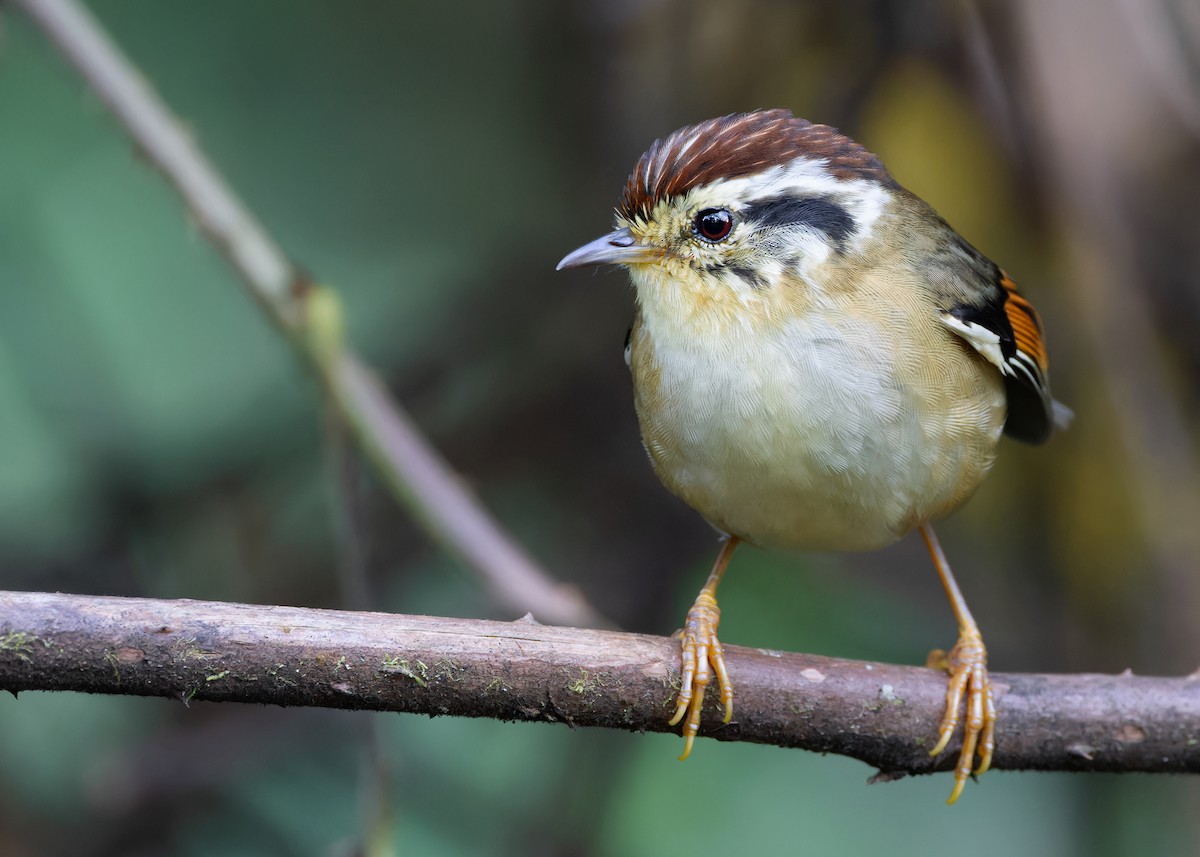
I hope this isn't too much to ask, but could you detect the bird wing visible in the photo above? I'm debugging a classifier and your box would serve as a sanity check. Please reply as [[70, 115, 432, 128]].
[[931, 235, 1069, 445]]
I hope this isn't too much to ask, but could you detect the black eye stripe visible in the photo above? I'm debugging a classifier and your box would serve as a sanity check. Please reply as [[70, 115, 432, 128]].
[[742, 195, 854, 251], [728, 264, 766, 289]]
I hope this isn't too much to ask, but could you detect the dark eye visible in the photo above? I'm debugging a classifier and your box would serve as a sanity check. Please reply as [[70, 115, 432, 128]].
[[693, 208, 734, 242]]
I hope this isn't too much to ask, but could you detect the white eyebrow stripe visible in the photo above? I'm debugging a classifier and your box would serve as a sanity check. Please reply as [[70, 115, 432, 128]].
[[677, 157, 889, 247]]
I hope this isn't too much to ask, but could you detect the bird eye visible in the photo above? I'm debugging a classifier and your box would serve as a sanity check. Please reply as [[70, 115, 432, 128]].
[[693, 208, 734, 243]]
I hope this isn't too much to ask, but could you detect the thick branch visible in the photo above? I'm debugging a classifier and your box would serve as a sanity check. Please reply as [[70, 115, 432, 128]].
[[12, 0, 602, 629], [2, 591, 1197, 778]]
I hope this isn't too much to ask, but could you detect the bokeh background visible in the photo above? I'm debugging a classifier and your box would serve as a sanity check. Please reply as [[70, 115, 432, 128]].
[[2, 1, 1200, 854]]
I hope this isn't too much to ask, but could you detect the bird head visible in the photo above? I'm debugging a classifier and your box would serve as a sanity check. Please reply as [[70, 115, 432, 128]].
[[558, 110, 900, 313]]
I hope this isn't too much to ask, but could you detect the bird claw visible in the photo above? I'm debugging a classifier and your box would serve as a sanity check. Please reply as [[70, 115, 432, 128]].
[[928, 628, 996, 803], [669, 590, 733, 759]]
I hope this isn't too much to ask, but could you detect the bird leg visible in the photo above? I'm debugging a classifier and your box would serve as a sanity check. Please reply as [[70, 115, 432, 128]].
[[669, 535, 739, 760], [919, 523, 997, 804]]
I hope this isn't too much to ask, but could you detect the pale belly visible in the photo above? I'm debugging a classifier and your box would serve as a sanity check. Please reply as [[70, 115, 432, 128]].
[[630, 314, 1006, 552]]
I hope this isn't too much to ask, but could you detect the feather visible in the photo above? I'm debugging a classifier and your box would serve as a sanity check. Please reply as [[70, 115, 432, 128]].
[[618, 110, 894, 222], [939, 266, 1063, 445]]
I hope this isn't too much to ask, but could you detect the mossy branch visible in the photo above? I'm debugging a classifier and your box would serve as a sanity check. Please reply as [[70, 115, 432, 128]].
[[3, 590, 1199, 780]]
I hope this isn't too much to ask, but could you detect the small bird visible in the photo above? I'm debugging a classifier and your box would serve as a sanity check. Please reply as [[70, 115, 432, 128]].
[[558, 109, 1070, 803]]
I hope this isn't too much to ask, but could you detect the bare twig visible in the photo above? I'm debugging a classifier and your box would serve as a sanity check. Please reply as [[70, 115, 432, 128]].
[[2, 590, 1198, 778], [321, 401, 395, 856], [12, 0, 603, 628]]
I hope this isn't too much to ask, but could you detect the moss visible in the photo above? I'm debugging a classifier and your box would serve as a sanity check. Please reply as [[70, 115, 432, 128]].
[[0, 632, 38, 662], [565, 668, 612, 697], [380, 657, 428, 688], [431, 659, 464, 683], [174, 637, 220, 661], [266, 664, 298, 688], [104, 649, 120, 681]]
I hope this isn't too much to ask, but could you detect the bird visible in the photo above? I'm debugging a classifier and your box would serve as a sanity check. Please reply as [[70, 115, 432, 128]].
[[557, 109, 1070, 803]]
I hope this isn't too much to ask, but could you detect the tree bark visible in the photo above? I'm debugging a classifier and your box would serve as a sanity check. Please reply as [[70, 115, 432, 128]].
[[2, 590, 1197, 778]]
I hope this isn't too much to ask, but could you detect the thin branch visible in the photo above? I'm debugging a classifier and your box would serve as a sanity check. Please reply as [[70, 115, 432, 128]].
[[2, 590, 1198, 778], [12, 0, 603, 629]]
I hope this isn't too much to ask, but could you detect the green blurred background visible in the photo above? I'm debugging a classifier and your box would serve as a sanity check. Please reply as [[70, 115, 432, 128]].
[[3, 1, 1200, 854]]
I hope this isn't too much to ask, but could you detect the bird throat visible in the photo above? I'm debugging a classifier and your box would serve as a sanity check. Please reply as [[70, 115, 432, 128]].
[[627, 258, 818, 351]]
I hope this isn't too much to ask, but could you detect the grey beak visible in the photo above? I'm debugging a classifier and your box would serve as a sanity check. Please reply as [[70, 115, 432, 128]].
[[556, 227, 658, 270]]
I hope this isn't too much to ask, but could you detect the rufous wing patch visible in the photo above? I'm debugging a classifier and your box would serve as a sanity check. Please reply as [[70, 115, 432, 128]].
[[1000, 272, 1048, 374]]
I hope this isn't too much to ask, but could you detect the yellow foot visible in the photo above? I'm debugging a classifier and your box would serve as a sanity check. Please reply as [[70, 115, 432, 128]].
[[668, 589, 733, 759], [926, 627, 996, 804]]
